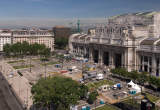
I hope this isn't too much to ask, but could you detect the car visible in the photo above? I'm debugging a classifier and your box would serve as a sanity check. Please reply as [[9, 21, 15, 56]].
[[79, 78, 84, 84], [96, 74, 104, 80]]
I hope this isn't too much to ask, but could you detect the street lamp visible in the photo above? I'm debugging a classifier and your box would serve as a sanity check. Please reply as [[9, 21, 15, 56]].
[[44, 62, 47, 79], [29, 56, 31, 73]]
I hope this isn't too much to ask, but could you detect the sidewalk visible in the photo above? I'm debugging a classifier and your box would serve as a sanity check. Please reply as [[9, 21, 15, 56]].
[[0, 61, 33, 109]]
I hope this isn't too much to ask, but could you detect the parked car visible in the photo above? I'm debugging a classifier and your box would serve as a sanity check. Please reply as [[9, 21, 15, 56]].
[[96, 74, 104, 80]]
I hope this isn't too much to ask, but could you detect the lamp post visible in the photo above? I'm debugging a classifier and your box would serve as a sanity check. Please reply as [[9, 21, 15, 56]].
[[29, 56, 31, 73], [44, 60, 47, 79]]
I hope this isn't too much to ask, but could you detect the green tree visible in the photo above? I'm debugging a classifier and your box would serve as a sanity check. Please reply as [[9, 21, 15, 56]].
[[87, 91, 98, 104], [79, 84, 88, 99], [41, 48, 51, 59], [29, 43, 39, 55], [3, 43, 11, 57], [31, 76, 86, 110], [21, 41, 30, 56], [55, 37, 68, 49], [10, 42, 21, 57]]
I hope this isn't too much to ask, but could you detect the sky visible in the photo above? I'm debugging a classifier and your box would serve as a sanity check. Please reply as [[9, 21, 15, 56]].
[[0, 0, 160, 27]]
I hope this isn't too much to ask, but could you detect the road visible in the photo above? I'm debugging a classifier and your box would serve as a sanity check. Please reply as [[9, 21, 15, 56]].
[[0, 72, 24, 110]]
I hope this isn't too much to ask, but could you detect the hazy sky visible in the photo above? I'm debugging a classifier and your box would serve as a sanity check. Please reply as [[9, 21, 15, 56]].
[[0, 0, 160, 27]]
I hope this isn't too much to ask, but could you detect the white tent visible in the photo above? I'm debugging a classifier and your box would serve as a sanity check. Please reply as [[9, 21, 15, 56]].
[[128, 80, 141, 93], [71, 66, 77, 69], [128, 80, 135, 87], [132, 84, 141, 93]]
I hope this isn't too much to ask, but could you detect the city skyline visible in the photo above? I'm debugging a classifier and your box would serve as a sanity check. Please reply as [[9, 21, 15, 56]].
[[0, 0, 160, 27]]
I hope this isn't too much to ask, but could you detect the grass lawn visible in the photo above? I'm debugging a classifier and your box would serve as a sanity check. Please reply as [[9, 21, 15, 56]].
[[41, 61, 59, 66], [122, 98, 140, 109], [13, 65, 34, 69], [96, 105, 119, 110], [8, 60, 25, 64], [145, 93, 160, 102], [87, 80, 114, 90]]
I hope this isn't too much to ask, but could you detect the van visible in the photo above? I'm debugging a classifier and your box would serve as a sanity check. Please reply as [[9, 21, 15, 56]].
[[96, 74, 104, 80]]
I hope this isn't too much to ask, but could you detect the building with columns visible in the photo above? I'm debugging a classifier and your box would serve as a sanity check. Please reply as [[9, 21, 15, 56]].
[[69, 11, 160, 77]]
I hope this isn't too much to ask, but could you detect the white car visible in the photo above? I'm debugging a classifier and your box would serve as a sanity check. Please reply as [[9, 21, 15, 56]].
[[96, 74, 104, 80]]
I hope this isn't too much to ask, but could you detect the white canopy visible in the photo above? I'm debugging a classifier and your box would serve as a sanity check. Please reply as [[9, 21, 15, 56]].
[[71, 66, 77, 69], [128, 80, 141, 93], [128, 80, 135, 86]]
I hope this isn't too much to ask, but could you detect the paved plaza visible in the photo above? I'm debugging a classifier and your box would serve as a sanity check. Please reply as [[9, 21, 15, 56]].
[[0, 56, 84, 109]]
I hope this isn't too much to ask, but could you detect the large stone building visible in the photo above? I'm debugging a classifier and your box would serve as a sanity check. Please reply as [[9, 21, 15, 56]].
[[69, 11, 160, 77], [0, 28, 54, 51]]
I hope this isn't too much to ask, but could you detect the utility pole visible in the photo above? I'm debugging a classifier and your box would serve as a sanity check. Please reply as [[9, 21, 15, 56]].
[[29, 56, 31, 73], [44, 61, 46, 79], [26, 88, 28, 109]]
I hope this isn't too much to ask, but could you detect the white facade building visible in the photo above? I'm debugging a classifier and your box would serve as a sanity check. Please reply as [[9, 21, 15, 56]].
[[12, 29, 54, 51], [69, 12, 160, 77], [0, 29, 54, 52], [0, 30, 12, 51]]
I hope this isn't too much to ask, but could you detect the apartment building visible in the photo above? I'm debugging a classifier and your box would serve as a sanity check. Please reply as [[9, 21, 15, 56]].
[[12, 29, 54, 51], [0, 28, 54, 52], [0, 30, 12, 51]]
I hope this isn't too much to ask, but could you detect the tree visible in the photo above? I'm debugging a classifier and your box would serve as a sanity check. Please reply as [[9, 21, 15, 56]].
[[21, 41, 30, 56], [79, 84, 88, 99], [41, 48, 51, 59], [87, 91, 98, 104], [55, 37, 68, 49], [31, 76, 87, 110], [3, 43, 11, 57]]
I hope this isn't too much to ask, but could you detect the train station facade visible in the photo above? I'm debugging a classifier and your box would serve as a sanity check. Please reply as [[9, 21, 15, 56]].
[[69, 12, 160, 77]]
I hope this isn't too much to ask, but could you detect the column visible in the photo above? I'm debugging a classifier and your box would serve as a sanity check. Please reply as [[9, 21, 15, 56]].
[[142, 56, 144, 71], [124, 49, 127, 68], [77, 46, 80, 56], [84, 47, 87, 58], [98, 50, 103, 65], [109, 51, 114, 68], [122, 52, 125, 68], [152, 54, 156, 76], [89, 48, 93, 62], [136, 53, 140, 71], [147, 56, 149, 73]]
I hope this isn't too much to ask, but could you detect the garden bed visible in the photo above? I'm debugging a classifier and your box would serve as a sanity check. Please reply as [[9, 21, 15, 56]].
[[86, 80, 114, 90], [13, 65, 34, 69], [145, 93, 160, 102], [8, 60, 25, 64], [41, 61, 59, 66]]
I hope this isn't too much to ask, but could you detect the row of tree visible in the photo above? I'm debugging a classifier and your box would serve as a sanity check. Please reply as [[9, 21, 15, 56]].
[[3, 41, 51, 58], [111, 68, 160, 88]]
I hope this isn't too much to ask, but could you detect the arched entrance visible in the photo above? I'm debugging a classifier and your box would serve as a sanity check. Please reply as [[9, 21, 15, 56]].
[[103, 52, 109, 66], [115, 53, 122, 68], [93, 50, 99, 63]]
